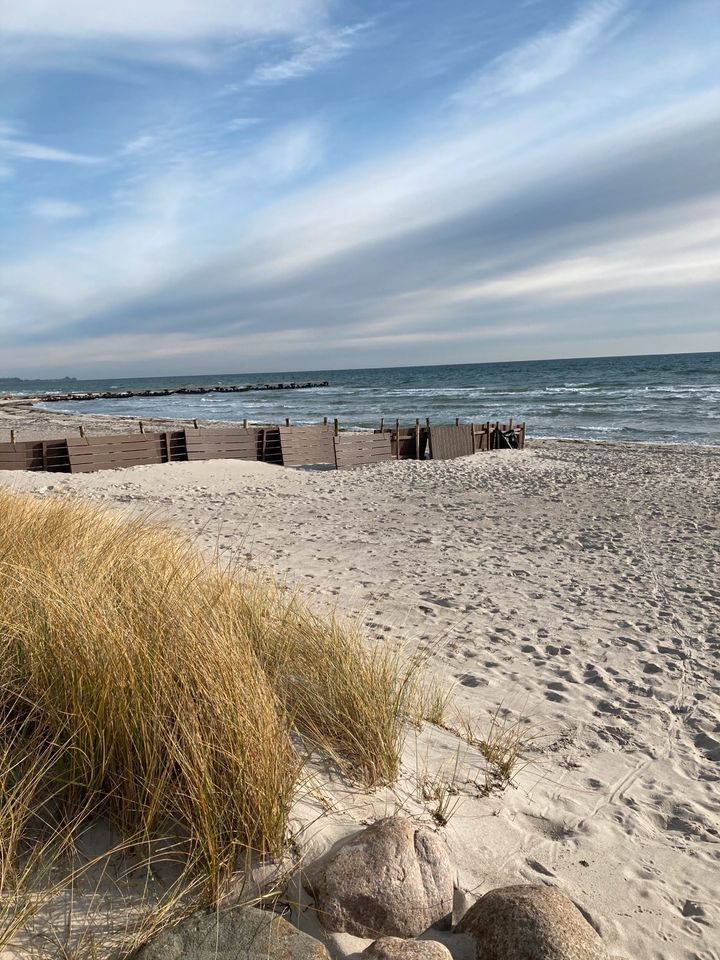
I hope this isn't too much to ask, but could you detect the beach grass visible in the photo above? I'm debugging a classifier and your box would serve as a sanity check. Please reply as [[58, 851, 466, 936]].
[[0, 489, 440, 936]]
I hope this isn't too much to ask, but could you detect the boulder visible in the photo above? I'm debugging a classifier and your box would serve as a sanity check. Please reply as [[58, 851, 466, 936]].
[[304, 816, 453, 938], [362, 937, 453, 960], [134, 905, 331, 960], [456, 885, 609, 960]]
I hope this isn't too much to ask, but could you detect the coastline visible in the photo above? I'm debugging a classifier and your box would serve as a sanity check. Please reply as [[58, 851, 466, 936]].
[[1, 402, 718, 959], [2, 398, 720, 453]]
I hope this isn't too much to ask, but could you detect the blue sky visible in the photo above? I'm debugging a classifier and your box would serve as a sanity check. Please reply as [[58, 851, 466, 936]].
[[1, 0, 719, 377]]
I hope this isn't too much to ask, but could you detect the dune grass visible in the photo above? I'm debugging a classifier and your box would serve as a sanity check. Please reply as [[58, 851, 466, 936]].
[[0, 489, 440, 935]]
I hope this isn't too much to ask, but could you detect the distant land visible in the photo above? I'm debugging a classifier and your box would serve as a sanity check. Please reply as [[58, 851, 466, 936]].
[[1, 376, 77, 383]]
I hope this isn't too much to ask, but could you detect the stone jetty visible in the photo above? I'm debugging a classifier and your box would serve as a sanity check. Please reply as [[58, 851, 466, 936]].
[[38, 380, 330, 403]]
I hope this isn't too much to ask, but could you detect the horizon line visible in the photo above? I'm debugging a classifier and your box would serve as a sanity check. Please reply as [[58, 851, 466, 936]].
[[1, 347, 718, 383]]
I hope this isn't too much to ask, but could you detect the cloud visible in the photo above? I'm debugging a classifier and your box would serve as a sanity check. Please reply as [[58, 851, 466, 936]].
[[1, 0, 719, 375], [0, 0, 325, 43], [4, 102, 718, 368], [0, 0, 331, 72], [0, 124, 101, 165], [225, 117, 261, 132], [458, 0, 629, 103], [249, 21, 371, 85], [30, 199, 88, 222]]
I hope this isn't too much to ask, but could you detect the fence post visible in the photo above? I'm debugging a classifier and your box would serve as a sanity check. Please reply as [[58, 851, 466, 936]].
[[379, 417, 384, 433], [323, 416, 328, 426], [415, 418, 420, 459], [334, 418, 339, 437], [10, 429, 15, 447], [193, 419, 199, 429], [138, 420, 145, 434], [243, 418, 248, 429], [285, 417, 290, 427], [426, 417, 433, 460], [395, 418, 400, 460]]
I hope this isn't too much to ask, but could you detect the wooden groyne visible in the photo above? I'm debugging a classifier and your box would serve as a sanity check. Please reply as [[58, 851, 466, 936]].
[[36, 380, 330, 404]]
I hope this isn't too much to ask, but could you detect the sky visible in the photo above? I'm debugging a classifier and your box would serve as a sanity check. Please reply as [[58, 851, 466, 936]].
[[1, 0, 719, 377]]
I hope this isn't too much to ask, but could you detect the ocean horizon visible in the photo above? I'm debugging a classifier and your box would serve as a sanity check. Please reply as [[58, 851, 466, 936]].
[[3, 351, 719, 446]]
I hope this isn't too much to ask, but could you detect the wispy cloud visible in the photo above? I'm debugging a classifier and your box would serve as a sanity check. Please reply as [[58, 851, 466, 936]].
[[0, 124, 101, 165], [458, 0, 629, 103], [249, 21, 372, 85], [1, 0, 326, 43], [225, 117, 262, 132], [30, 199, 88, 221]]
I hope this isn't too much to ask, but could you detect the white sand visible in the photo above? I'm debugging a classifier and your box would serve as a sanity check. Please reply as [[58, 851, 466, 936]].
[[1, 433, 718, 960]]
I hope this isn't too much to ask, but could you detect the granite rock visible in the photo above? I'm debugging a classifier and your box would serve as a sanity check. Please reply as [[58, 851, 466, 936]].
[[456, 885, 609, 960], [304, 816, 453, 938]]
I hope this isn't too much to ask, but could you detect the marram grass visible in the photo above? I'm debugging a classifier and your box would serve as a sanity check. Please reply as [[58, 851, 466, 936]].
[[0, 490, 440, 910]]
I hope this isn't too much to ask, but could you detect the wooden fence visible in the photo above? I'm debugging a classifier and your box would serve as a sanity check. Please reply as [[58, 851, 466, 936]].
[[66, 434, 164, 473], [334, 432, 393, 470], [0, 418, 525, 474], [0, 439, 70, 472], [185, 427, 259, 463], [428, 425, 474, 461], [278, 424, 335, 467]]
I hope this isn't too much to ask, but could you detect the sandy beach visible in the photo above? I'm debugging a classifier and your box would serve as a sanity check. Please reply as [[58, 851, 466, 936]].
[[1, 403, 718, 960]]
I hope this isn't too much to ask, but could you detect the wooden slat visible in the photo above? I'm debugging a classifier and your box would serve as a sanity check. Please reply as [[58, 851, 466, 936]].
[[334, 433, 393, 470], [0, 444, 26, 470], [185, 428, 259, 462], [0, 440, 46, 470], [375, 427, 420, 460], [279, 425, 335, 467], [162, 431, 188, 462], [429, 425, 474, 460], [472, 423, 490, 453], [66, 435, 163, 473], [260, 427, 283, 464], [42, 440, 70, 472]]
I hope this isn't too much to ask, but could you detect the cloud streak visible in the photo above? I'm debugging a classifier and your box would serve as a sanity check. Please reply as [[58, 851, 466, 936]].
[[249, 21, 372, 85], [458, 0, 629, 103], [30, 199, 88, 221], [1, 0, 325, 42], [0, 123, 101, 165]]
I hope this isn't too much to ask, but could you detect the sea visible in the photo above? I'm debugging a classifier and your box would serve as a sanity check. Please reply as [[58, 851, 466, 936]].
[[2, 352, 719, 446]]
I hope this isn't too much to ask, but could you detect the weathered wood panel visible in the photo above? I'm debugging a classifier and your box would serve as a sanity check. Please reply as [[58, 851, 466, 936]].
[[66, 435, 163, 473], [279, 424, 335, 467], [334, 432, 393, 470], [161, 430, 188, 462], [259, 427, 283, 465], [0, 440, 45, 471], [42, 440, 70, 472], [429, 424, 474, 460], [471, 423, 490, 453], [375, 427, 423, 460], [184, 428, 259, 462]]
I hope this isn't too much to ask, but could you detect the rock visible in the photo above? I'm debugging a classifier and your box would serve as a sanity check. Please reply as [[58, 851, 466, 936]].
[[134, 905, 331, 960], [362, 937, 453, 960], [304, 816, 453, 938], [456, 885, 609, 960]]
